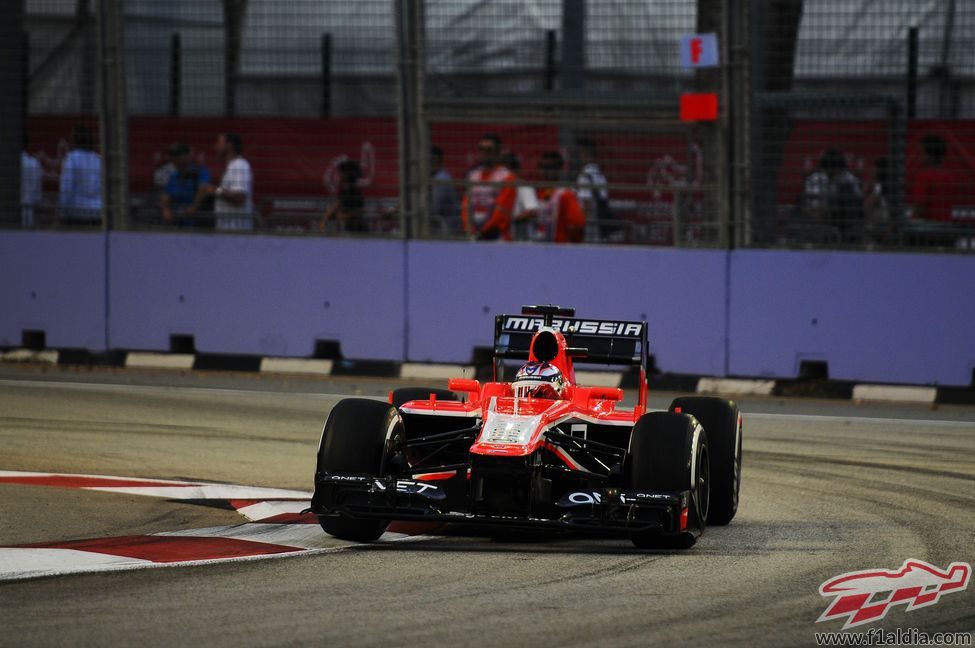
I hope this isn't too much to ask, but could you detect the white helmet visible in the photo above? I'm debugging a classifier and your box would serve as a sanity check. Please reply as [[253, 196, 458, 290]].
[[512, 362, 566, 399]]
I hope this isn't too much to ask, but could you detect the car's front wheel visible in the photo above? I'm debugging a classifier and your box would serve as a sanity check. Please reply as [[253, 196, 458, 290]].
[[628, 411, 709, 549], [314, 398, 403, 542]]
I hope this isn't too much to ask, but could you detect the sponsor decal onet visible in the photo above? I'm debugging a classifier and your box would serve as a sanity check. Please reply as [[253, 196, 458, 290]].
[[503, 317, 642, 337], [817, 559, 971, 630], [371, 479, 447, 501]]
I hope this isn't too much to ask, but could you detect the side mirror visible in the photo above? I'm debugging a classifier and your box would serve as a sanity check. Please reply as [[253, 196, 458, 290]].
[[448, 378, 481, 395], [588, 386, 623, 402]]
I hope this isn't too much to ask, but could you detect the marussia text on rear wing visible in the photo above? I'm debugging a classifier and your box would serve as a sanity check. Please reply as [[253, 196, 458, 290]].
[[494, 314, 648, 369]]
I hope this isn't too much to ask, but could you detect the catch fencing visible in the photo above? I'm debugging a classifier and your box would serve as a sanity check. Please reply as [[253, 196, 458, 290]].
[[6, 0, 975, 251]]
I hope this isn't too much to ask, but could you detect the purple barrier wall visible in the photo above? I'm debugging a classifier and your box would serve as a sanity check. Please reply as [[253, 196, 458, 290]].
[[405, 241, 730, 376], [729, 250, 975, 385], [108, 233, 405, 359], [0, 231, 106, 350], [4, 233, 975, 385]]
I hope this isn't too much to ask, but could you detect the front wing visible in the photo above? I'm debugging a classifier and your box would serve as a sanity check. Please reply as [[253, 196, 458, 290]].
[[312, 472, 693, 536]]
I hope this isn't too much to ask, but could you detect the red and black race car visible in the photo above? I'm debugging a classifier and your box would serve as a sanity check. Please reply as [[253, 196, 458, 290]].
[[311, 305, 742, 549]]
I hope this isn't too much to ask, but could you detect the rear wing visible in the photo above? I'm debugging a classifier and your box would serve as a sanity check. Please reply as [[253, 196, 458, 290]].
[[494, 313, 648, 371]]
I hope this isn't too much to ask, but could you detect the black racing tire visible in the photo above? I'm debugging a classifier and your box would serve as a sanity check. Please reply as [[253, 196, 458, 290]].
[[669, 397, 741, 526], [391, 387, 459, 410], [628, 411, 709, 550], [315, 398, 403, 542]]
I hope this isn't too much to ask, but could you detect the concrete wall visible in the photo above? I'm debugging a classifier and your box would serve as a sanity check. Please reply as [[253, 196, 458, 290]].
[[406, 241, 728, 376], [0, 231, 106, 350], [2, 231, 974, 385], [108, 233, 406, 359], [728, 250, 975, 386]]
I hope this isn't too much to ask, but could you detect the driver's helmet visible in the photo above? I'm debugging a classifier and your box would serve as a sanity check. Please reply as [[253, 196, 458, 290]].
[[512, 362, 566, 399]]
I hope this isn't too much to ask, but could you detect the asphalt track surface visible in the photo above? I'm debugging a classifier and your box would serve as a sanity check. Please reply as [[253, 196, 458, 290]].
[[0, 365, 973, 647]]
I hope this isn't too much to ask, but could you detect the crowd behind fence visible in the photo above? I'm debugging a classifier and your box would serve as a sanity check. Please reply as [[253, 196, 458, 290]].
[[9, 0, 975, 251]]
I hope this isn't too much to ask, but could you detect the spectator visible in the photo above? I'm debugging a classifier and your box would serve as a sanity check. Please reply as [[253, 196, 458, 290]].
[[153, 147, 176, 194], [535, 150, 585, 243], [460, 132, 517, 240], [799, 148, 863, 241], [21, 137, 43, 227], [863, 157, 892, 243], [575, 137, 612, 239], [320, 159, 367, 233], [500, 150, 539, 241], [161, 143, 212, 227], [58, 124, 101, 224], [430, 146, 459, 234], [911, 134, 958, 222], [863, 158, 889, 220], [197, 132, 253, 231]]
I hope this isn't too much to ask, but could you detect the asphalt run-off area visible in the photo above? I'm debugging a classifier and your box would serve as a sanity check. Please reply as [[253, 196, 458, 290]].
[[0, 364, 973, 647]]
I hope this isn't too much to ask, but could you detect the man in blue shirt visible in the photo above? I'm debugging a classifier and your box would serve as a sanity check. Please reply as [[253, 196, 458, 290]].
[[430, 146, 460, 234], [59, 124, 102, 224], [160, 143, 211, 227]]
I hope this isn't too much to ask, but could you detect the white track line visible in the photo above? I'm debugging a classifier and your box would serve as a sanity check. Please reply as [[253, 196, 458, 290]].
[[0, 470, 197, 483], [87, 485, 310, 500], [0, 470, 310, 501], [156, 523, 352, 550], [0, 378, 382, 401], [0, 548, 154, 581], [235, 500, 308, 521], [747, 412, 975, 428]]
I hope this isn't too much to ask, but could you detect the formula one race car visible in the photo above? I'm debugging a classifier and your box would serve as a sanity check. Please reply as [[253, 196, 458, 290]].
[[311, 305, 742, 549]]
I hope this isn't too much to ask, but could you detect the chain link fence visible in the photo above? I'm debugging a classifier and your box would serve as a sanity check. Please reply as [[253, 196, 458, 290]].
[[7, 0, 975, 251], [751, 0, 975, 250], [416, 0, 729, 246]]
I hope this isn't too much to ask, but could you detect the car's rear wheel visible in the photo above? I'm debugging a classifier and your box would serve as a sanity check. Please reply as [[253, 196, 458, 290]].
[[628, 411, 709, 549], [391, 387, 458, 409], [669, 397, 741, 525], [315, 398, 403, 542]]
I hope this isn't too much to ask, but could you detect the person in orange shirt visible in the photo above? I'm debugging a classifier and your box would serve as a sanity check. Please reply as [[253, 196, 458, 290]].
[[461, 133, 517, 240], [534, 150, 586, 243]]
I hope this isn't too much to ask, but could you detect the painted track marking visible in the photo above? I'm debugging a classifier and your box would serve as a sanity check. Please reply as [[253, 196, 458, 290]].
[[0, 471, 427, 582]]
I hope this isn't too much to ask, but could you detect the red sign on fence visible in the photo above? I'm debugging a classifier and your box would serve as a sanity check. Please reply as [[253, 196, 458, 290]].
[[680, 93, 719, 122]]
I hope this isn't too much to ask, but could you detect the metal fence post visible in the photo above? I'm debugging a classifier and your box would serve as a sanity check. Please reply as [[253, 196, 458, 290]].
[[96, 0, 127, 230], [558, 0, 585, 153], [412, 1, 429, 240], [0, 0, 24, 226], [321, 32, 332, 118], [696, 0, 725, 249], [169, 32, 181, 117], [222, 0, 246, 118], [395, 0, 427, 239], [728, 0, 751, 247]]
